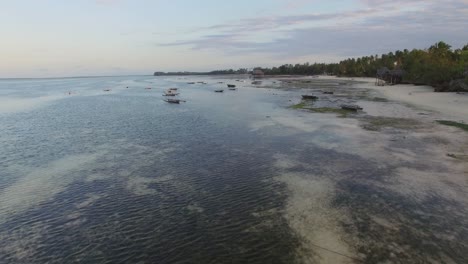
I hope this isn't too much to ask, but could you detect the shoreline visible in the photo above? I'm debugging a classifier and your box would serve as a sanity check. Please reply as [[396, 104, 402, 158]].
[[314, 76, 468, 123]]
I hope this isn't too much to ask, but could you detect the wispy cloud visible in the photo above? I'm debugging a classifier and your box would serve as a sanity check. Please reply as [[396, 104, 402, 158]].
[[159, 0, 468, 61]]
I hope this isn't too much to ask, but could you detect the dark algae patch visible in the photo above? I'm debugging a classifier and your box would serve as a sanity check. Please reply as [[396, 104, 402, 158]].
[[436, 120, 468, 132], [290, 102, 354, 117], [333, 180, 468, 264]]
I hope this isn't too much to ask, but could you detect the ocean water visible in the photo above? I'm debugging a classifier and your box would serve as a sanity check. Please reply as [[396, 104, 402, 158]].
[[1, 76, 467, 264], [0, 76, 306, 263]]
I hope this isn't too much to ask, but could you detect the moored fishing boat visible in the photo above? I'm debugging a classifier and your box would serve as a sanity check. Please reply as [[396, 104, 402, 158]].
[[164, 98, 183, 104], [302, 95, 318, 100]]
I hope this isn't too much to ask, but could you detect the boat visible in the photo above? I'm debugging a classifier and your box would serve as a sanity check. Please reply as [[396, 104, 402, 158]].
[[227, 84, 236, 88], [187, 82, 195, 84], [103, 89, 111, 91], [163, 90, 179, 96], [169, 88, 178, 91], [215, 89, 224, 93], [164, 99, 183, 104], [228, 88, 237, 90], [340, 104, 363, 111], [301, 95, 318, 100], [251, 81, 262, 85], [323, 91, 334, 94], [145, 87, 152, 90]]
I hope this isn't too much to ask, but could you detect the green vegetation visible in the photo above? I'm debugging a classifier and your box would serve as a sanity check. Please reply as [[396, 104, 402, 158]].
[[290, 102, 309, 109], [362, 117, 421, 131], [256, 41, 468, 91], [436, 120, 468, 132], [308, 107, 352, 117]]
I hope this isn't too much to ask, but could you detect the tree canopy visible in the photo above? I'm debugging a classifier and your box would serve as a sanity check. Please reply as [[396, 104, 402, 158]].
[[256, 41, 468, 90]]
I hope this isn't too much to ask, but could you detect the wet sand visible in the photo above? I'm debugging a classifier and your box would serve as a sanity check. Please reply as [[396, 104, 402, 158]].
[[265, 76, 468, 263]]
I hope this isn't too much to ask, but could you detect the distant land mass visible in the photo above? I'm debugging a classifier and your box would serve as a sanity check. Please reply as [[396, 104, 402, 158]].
[[154, 69, 249, 76], [155, 41, 468, 92]]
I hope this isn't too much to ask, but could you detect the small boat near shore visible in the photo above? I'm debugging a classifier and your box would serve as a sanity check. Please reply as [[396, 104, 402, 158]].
[[215, 89, 224, 93], [228, 88, 237, 91], [164, 98, 184, 104], [163, 91, 179, 96], [227, 84, 236, 88], [340, 104, 363, 111], [302, 95, 318, 100], [187, 82, 195, 84], [323, 91, 334, 94], [169, 88, 178, 91], [252, 81, 262, 85], [103, 89, 111, 92]]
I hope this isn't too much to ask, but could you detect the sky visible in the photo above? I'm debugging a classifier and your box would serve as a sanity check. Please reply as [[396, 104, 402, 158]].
[[0, 0, 467, 78]]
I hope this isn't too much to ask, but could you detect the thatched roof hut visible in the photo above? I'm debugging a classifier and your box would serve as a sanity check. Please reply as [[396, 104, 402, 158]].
[[376, 67, 404, 84], [252, 69, 264, 78], [376, 67, 390, 78]]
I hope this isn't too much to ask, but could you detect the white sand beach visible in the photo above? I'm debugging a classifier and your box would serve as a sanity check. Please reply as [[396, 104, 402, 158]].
[[320, 76, 468, 123]]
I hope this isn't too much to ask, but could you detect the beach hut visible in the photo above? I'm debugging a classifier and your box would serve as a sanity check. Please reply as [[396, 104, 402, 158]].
[[376, 67, 404, 85], [252, 69, 265, 79]]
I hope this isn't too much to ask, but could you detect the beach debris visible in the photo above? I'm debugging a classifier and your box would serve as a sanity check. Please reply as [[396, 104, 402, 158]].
[[302, 95, 318, 100]]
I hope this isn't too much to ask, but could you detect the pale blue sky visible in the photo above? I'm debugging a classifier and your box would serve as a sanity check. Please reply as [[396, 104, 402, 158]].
[[1, 0, 467, 77]]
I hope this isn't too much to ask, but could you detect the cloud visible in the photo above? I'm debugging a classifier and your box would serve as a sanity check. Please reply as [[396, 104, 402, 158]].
[[159, 0, 468, 61]]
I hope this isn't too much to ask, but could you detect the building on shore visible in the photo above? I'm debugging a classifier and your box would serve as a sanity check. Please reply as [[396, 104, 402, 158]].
[[252, 69, 265, 79], [376, 67, 404, 86]]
